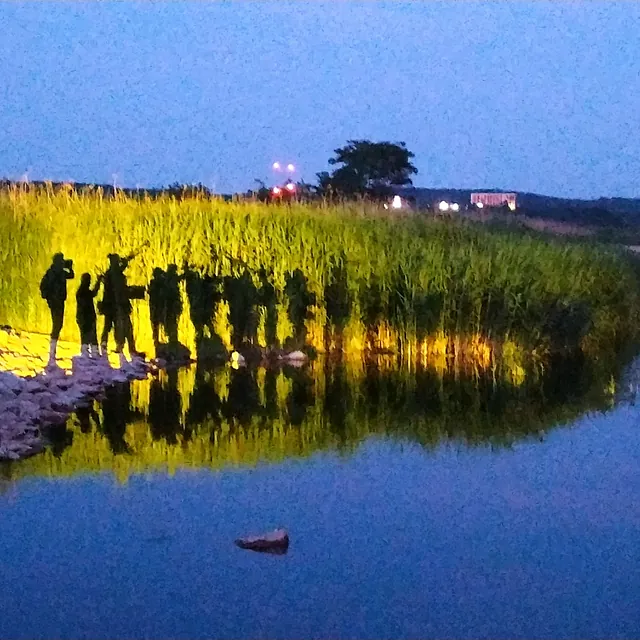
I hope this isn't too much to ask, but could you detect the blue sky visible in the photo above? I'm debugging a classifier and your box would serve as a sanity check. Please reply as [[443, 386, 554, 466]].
[[1, 1, 638, 198]]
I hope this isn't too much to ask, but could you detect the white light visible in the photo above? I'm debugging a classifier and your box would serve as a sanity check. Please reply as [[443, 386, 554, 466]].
[[272, 186, 282, 195], [391, 195, 402, 209], [272, 162, 281, 170], [451, 203, 460, 212], [476, 202, 484, 209], [508, 201, 516, 211], [286, 183, 295, 192], [287, 163, 295, 172], [438, 200, 450, 212], [383, 204, 389, 210]]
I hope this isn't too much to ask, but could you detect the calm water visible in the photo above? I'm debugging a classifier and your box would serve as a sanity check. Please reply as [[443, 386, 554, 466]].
[[1, 358, 639, 639]]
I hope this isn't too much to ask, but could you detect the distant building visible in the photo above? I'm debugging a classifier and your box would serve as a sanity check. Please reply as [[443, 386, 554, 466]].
[[471, 193, 517, 210]]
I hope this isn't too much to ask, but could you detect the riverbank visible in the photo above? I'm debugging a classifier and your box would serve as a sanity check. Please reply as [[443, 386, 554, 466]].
[[0, 327, 154, 460]]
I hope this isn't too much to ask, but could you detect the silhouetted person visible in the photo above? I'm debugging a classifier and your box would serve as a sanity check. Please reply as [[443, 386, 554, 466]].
[[284, 268, 315, 349], [148, 267, 166, 345], [40, 253, 74, 366], [359, 276, 384, 352], [224, 269, 259, 350], [164, 264, 183, 344], [100, 253, 140, 359], [258, 268, 278, 348], [184, 265, 221, 345], [324, 256, 351, 352], [76, 272, 102, 357]]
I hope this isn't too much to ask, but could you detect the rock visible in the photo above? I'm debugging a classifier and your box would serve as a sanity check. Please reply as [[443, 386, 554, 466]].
[[39, 409, 69, 425], [279, 350, 308, 367], [230, 351, 247, 368], [235, 528, 290, 554], [1, 332, 173, 461], [0, 371, 26, 394], [0, 446, 20, 461], [34, 392, 56, 408]]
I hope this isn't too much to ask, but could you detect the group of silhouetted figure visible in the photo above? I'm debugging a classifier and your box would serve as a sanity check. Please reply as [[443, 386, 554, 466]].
[[40, 246, 354, 367], [40, 249, 145, 366]]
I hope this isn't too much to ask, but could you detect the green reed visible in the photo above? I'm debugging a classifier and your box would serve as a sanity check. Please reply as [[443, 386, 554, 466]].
[[1, 186, 638, 361]]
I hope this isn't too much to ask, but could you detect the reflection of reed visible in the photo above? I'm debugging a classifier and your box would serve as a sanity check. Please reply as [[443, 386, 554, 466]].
[[5, 352, 618, 483]]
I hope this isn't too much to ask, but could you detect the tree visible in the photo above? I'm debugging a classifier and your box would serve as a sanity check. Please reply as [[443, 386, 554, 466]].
[[317, 140, 418, 199]]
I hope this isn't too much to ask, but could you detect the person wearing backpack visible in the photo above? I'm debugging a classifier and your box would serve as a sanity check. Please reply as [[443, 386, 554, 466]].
[[40, 253, 75, 366]]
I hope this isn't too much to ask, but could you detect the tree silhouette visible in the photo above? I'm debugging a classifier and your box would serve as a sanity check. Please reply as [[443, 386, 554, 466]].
[[317, 140, 417, 199]]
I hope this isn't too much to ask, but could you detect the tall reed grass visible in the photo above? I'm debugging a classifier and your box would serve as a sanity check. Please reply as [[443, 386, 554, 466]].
[[1, 186, 638, 361]]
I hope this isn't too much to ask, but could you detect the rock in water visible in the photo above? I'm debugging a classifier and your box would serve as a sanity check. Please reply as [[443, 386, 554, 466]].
[[235, 528, 289, 554], [230, 351, 246, 368], [279, 350, 308, 366]]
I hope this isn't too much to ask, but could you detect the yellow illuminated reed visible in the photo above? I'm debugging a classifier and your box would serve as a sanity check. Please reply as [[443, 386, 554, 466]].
[[0, 187, 638, 363]]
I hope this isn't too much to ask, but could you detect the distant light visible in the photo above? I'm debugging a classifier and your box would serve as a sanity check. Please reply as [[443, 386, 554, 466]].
[[391, 195, 402, 209], [383, 204, 389, 210], [508, 201, 516, 211], [476, 202, 484, 209], [272, 186, 282, 195], [272, 162, 281, 170], [438, 200, 450, 212], [286, 183, 295, 192], [451, 203, 460, 212], [287, 163, 295, 172]]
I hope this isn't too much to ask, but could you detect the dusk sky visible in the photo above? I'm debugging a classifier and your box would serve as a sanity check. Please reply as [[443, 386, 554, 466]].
[[1, 1, 638, 198]]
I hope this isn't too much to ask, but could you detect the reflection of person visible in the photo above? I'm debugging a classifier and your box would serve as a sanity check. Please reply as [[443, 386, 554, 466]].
[[40, 253, 74, 366], [76, 273, 102, 357], [75, 403, 101, 434]]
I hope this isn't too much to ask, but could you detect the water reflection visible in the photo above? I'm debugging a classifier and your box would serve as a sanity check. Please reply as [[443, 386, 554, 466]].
[[4, 354, 619, 482]]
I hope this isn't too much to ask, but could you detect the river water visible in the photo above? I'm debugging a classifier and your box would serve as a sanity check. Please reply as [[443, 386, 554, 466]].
[[1, 357, 639, 639]]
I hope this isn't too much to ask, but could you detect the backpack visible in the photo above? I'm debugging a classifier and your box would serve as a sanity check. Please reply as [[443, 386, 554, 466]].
[[39, 269, 52, 300]]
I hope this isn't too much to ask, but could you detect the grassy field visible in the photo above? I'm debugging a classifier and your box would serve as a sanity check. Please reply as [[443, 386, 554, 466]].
[[1, 185, 639, 363]]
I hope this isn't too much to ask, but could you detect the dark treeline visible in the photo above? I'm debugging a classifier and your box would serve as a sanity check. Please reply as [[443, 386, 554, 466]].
[[6, 179, 639, 229], [0, 179, 231, 202]]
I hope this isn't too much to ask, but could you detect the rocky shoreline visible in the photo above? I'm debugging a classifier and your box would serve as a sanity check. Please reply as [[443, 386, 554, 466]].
[[0, 327, 155, 461], [0, 326, 313, 462]]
